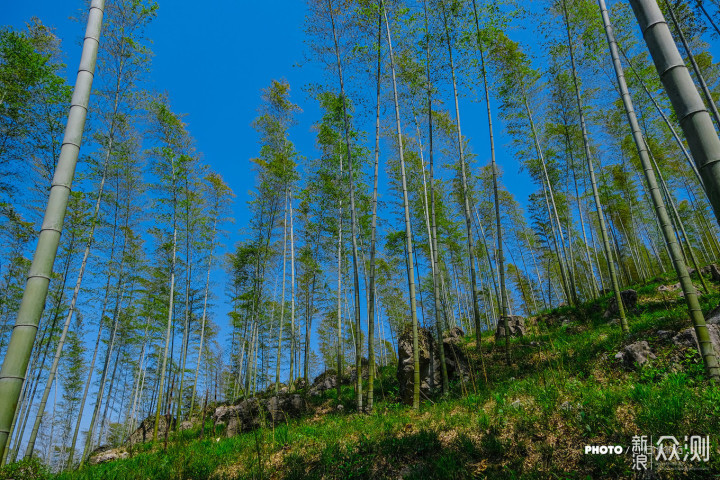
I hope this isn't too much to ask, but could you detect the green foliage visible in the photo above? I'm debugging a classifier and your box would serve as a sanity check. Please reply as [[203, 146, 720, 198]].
[[50, 283, 720, 479], [0, 457, 50, 480]]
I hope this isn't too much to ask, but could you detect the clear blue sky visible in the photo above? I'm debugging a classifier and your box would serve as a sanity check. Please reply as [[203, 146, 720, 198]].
[[5, 1, 544, 365], [5, 0, 542, 367], [6, 0, 325, 232], [5, 1, 331, 347]]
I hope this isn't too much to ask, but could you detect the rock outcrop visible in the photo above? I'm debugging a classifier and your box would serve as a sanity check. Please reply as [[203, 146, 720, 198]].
[[443, 327, 470, 381], [657, 283, 680, 293], [308, 371, 338, 397], [495, 316, 526, 339], [711, 264, 720, 283], [615, 341, 656, 370], [396, 326, 470, 405], [604, 289, 638, 318], [126, 415, 175, 447], [397, 326, 438, 405], [87, 445, 128, 465], [705, 304, 720, 325], [672, 324, 720, 356], [213, 394, 308, 437]]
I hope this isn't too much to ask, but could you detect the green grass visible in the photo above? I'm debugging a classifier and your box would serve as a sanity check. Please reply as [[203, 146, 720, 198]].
[[13, 274, 720, 479]]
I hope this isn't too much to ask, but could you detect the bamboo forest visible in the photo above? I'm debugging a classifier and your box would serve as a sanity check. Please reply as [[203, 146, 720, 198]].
[[3, 0, 720, 478]]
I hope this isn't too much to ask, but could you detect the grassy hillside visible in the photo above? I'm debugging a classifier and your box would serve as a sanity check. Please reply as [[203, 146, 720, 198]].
[[6, 273, 720, 479]]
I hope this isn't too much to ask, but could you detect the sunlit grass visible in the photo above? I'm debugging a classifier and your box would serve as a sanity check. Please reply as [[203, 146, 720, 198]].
[[5, 278, 719, 479]]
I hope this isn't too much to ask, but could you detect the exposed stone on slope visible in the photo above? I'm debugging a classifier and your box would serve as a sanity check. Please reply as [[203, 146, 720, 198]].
[[604, 289, 637, 319], [397, 326, 438, 405], [396, 326, 471, 405], [705, 304, 720, 325], [443, 327, 470, 381], [672, 325, 720, 356], [711, 264, 720, 283], [657, 283, 680, 293], [87, 445, 128, 465], [614, 341, 656, 370], [126, 415, 175, 447], [308, 371, 338, 397], [495, 316, 526, 339], [212, 394, 308, 438]]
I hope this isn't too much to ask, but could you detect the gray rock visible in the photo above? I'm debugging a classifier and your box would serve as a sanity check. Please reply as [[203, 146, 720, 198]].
[[88, 446, 128, 465], [705, 304, 720, 325], [559, 401, 580, 412], [446, 326, 465, 341], [604, 290, 638, 319], [213, 398, 263, 437], [397, 326, 439, 405], [213, 394, 308, 438], [308, 371, 338, 397], [615, 341, 656, 370], [672, 325, 720, 356], [396, 326, 471, 405], [711, 264, 720, 283], [495, 316, 526, 339], [442, 327, 470, 382], [179, 421, 193, 431], [293, 378, 308, 391], [126, 415, 175, 447], [266, 394, 307, 425], [657, 283, 680, 293], [690, 265, 713, 278], [656, 330, 674, 341]]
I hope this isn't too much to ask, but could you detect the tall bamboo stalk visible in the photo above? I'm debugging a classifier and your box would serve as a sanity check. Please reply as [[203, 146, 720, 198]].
[[629, 0, 720, 227], [665, 0, 720, 129], [561, 0, 628, 332], [367, 6, 382, 411], [328, 0, 363, 410], [381, 0, 421, 409], [599, 0, 719, 380], [153, 157, 179, 441], [0, 0, 105, 461]]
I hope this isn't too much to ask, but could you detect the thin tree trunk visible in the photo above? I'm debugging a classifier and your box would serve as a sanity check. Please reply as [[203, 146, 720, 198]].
[[153, 158, 179, 441], [189, 213, 218, 417], [524, 97, 574, 304], [382, 0, 421, 409], [0, 1, 105, 460], [439, 1, 475, 376], [289, 190, 296, 388], [562, 0, 628, 332], [418, 0, 449, 395], [648, 145, 710, 293], [327, 1, 363, 411], [629, 0, 720, 227], [275, 192, 288, 395], [336, 156, 343, 400], [600, 0, 719, 379], [367, 7, 382, 411]]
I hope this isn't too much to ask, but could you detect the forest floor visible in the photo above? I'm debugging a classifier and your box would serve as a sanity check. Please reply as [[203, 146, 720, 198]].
[[5, 272, 720, 479]]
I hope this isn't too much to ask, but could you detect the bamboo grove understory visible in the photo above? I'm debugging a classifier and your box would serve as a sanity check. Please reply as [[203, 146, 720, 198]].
[[0, 0, 720, 471]]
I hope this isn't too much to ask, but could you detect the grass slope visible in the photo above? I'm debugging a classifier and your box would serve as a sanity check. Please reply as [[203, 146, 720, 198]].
[[6, 273, 720, 479]]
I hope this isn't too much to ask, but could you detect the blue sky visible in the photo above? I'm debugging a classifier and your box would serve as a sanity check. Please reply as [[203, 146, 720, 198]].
[[5, 1, 331, 349], [4, 1, 552, 384], [6, 0, 325, 229]]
